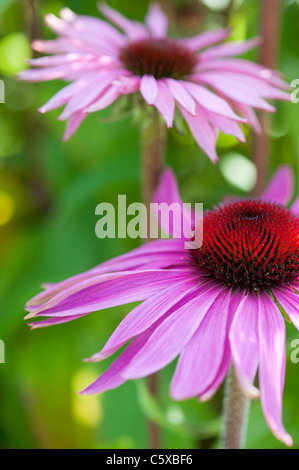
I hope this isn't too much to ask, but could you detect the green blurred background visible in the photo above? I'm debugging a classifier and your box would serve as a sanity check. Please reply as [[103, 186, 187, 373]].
[[0, 0, 298, 449]]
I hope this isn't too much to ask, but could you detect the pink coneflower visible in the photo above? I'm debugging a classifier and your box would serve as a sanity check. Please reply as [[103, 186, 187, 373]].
[[25, 165, 298, 447], [19, 3, 290, 162]]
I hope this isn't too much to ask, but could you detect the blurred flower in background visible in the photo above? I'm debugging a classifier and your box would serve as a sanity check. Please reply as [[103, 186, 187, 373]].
[[19, 2, 290, 162]]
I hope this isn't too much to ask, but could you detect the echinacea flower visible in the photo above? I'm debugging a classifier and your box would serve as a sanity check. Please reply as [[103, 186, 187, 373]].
[[19, 3, 290, 162], [26, 165, 299, 447]]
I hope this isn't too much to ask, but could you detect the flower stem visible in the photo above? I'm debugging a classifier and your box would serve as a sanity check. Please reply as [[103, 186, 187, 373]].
[[253, 0, 282, 196], [141, 110, 167, 223], [221, 365, 250, 449], [141, 110, 167, 449]]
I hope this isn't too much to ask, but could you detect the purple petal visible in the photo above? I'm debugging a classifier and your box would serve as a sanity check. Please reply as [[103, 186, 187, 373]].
[[122, 282, 222, 380], [170, 287, 232, 400], [229, 292, 259, 399], [81, 323, 157, 395], [27, 269, 192, 318], [258, 292, 293, 446], [26, 239, 185, 307], [29, 314, 85, 329], [87, 277, 200, 362], [261, 165, 294, 205], [145, 3, 168, 38], [140, 75, 158, 105]]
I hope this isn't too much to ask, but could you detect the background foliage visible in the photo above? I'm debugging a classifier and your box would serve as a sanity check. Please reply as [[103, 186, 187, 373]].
[[0, 0, 298, 449]]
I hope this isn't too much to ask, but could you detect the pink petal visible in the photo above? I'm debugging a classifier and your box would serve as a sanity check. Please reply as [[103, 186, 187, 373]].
[[59, 73, 115, 120], [291, 197, 299, 216], [235, 103, 261, 134], [122, 282, 222, 379], [63, 111, 87, 141], [194, 73, 276, 111], [86, 85, 120, 113], [183, 81, 245, 122], [180, 105, 219, 163], [258, 293, 293, 446], [39, 80, 86, 113], [29, 314, 85, 329], [145, 3, 168, 38], [154, 80, 175, 128], [229, 292, 260, 399], [200, 37, 261, 60], [99, 3, 149, 41], [170, 287, 232, 400], [196, 58, 288, 89], [140, 75, 158, 105], [205, 110, 245, 142], [261, 165, 294, 205], [87, 277, 199, 362], [272, 287, 299, 331], [166, 79, 196, 115], [180, 29, 231, 52]]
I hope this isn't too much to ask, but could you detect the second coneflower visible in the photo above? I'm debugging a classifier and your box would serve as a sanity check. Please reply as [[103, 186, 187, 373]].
[[25, 165, 299, 447], [19, 2, 290, 162]]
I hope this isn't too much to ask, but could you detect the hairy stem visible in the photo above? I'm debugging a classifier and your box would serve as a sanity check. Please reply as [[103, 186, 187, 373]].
[[221, 365, 250, 449], [253, 0, 282, 196], [141, 110, 167, 449]]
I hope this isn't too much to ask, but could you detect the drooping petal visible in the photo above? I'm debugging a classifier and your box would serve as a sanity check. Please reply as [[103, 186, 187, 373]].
[[26, 239, 185, 307], [122, 282, 222, 380], [29, 314, 85, 329], [140, 75, 158, 104], [229, 292, 260, 399], [194, 73, 276, 112], [63, 111, 87, 140], [183, 81, 245, 122], [145, 3, 168, 39], [153, 168, 193, 239], [58, 73, 115, 120], [38, 80, 87, 113], [205, 110, 245, 142], [258, 293, 293, 447], [86, 85, 120, 113], [261, 165, 294, 205], [81, 323, 159, 394], [153, 80, 175, 128], [170, 287, 231, 400], [180, 105, 219, 163]]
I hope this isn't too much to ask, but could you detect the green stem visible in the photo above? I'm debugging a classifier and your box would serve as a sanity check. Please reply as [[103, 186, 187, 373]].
[[221, 365, 250, 449], [141, 110, 167, 449]]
